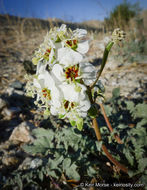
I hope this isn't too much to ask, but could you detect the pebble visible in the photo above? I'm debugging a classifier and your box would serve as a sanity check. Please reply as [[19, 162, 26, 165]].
[[2, 107, 21, 118], [9, 121, 35, 144], [6, 87, 14, 96], [2, 155, 20, 166], [0, 98, 7, 110], [10, 80, 23, 90]]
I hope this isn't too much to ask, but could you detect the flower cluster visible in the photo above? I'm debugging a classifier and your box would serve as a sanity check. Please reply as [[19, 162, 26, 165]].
[[26, 24, 96, 130], [112, 28, 126, 43]]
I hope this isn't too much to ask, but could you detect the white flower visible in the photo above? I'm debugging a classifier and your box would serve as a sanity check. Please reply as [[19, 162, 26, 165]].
[[32, 38, 57, 67], [61, 38, 89, 55], [51, 62, 96, 85], [33, 70, 61, 108], [26, 24, 93, 129], [60, 28, 89, 54], [50, 83, 90, 119], [49, 24, 67, 42]]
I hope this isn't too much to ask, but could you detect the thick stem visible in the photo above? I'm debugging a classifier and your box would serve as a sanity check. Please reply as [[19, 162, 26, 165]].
[[92, 118, 128, 174], [99, 103, 123, 144]]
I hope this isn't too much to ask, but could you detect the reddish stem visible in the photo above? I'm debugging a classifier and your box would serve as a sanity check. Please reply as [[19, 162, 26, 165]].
[[92, 118, 128, 174], [99, 103, 123, 144]]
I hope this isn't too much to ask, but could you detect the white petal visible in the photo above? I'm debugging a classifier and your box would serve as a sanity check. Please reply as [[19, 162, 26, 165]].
[[50, 106, 58, 115], [33, 78, 42, 89], [79, 98, 91, 112], [73, 29, 87, 38], [38, 71, 54, 89], [51, 64, 64, 82], [36, 62, 46, 75], [60, 84, 79, 102], [58, 47, 83, 67], [80, 62, 96, 85], [58, 24, 66, 32], [77, 41, 89, 54]]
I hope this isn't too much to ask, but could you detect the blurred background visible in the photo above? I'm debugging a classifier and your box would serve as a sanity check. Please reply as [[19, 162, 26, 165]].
[[0, 0, 147, 189]]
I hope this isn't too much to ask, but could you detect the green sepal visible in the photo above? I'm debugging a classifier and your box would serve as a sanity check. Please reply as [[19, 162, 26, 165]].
[[72, 44, 78, 51], [32, 57, 39, 65], [55, 35, 61, 43], [44, 109, 50, 116], [74, 85, 81, 92], [59, 114, 65, 119], [76, 118, 83, 131], [70, 120, 76, 127]]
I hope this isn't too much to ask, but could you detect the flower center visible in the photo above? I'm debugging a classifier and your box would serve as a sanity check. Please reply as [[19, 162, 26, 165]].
[[44, 48, 51, 60], [65, 65, 79, 81], [64, 100, 75, 111], [42, 88, 51, 100], [66, 39, 77, 50]]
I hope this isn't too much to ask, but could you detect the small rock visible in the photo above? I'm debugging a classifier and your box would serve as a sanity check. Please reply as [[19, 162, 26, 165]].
[[2, 107, 21, 118], [2, 155, 20, 166], [18, 157, 32, 170], [10, 80, 23, 90], [18, 157, 43, 170], [6, 87, 14, 96], [14, 89, 24, 95], [9, 121, 35, 144], [0, 98, 7, 110], [30, 158, 43, 169]]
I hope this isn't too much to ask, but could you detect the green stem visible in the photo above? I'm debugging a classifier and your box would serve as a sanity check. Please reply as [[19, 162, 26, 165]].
[[90, 41, 114, 89]]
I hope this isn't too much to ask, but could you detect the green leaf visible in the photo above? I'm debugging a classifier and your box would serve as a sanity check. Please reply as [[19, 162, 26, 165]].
[[133, 104, 147, 119], [66, 164, 80, 181], [63, 158, 71, 170], [125, 101, 135, 113], [76, 118, 83, 131], [32, 128, 54, 140], [118, 124, 128, 129], [128, 170, 135, 177], [87, 166, 97, 177], [123, 149, 134, 166], [138, 158, 147, 172], [48, 156, 64, 170], [39, 171, 43, 181], [48, 170, 58, 178], [17, 177, 23, 190], [112, 87, 120, 98], [103, 105, 112, 116], [96, 141, 102, 151]]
